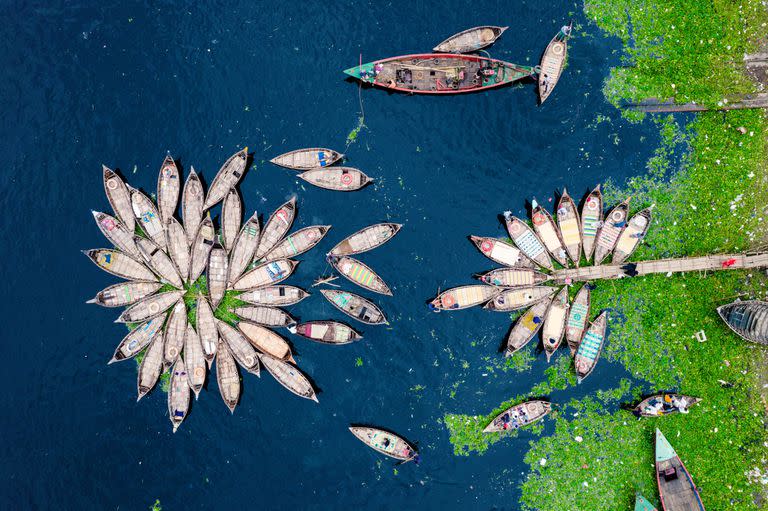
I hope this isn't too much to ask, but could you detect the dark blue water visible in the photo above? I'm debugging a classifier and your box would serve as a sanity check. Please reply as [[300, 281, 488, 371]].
[[1, 2, 663, 509]]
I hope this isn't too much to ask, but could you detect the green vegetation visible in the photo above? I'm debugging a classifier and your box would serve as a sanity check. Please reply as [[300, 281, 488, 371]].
[[149, 499, 162, 511]]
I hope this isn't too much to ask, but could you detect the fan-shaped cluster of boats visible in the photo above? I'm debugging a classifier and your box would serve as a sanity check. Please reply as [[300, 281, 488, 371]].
[[270, 147, 372, 192]]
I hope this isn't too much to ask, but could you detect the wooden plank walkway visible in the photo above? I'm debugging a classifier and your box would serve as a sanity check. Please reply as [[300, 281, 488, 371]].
[[625, 93, 768, 113]]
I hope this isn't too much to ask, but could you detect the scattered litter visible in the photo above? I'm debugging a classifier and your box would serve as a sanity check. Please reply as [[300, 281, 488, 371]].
[[694, 330, 707, 343]]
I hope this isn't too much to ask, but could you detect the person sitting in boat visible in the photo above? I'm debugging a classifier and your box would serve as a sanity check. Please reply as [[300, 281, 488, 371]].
[[541, 73, 550, 93], [561, 25, 572, 37], [671, 395, 689, 413]]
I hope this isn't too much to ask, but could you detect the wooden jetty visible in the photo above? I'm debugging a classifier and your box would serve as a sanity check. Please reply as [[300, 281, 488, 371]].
[[626, 93, 768, 113]]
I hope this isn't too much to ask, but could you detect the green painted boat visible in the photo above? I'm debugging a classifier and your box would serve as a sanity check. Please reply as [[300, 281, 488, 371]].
[[655, 429, 706, 511], [635, 494, 658, 511]]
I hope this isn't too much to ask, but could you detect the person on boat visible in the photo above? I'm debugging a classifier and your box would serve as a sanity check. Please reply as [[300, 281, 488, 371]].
[[382, 437, 391, 448], [561, 25, 572, 37], [671, 395, 689, 413], [540, 73, 550, 93]]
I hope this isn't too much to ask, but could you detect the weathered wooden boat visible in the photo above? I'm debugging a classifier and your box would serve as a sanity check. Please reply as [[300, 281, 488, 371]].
[[254, 197, 297, 260], [270, 148, 343, 170], [260, 354, 318, 402], [221, 188, 242, 253], [566, 284, 591, 355], [182, 167, 204, 246], [542, 286, 569, 361], [92, 211, 140, 258], [429, 284, 499, 311], [157, 155, 180, 226], [196, 296, 218, 364], [329, 223, 402, 257], [238, 285, 309, 306], [485, 286, 556, 312], [433, 26, 507, 53], [344, 54, 536, 94], [290, 321, 362, 344], [217, 319, 260, 375], [109, 315, 165, 363], [130, 186, 167, 249], [575, 311, 608, 382], [717, 300, 768, 344], [203, 148, 248, 209], [215, 340, 241, 413], [261, 225, 331, 263], [581, 185, 603, 262], [88, 281, 162, 308], [207, 245, 228, 308], [633, 394, 702, 418], [478, 268, 549, 288], [635, 494, 658, 511], [531, 199, 569, 267], [504, 213, 554, 270], [227, 212, 261, 285], [165, 217, 190, 281], [298, 167, 372, 191], [556, 189, 582, 266], [162, 300, 187, 369], [103, 165, 135, 233], [594, 198, 631, 265], [348, 426, 418, 461], [234, 305, 295, 327], [135, 235, 183, 288], [183, 323, 206, 398], [188, 214, 216, 282], [137, 334, 164, 400], [469, 235, 535, 268], [538, 22, 572, 104], [83, 249, 157, 282], [168, 358, 190, 432], [321, 289, 388, 325], [238, 321, 296, 362], [505, 298, 552, 355], [655, 429, 706, 511], [233, 259, 298, 291], [483, 400, 551, 432], [330, 255, 392, 295], [116, 290, 183, 323], [613, 206, 653, 264]]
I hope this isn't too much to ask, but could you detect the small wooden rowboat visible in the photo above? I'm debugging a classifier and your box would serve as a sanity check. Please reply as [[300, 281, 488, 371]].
[[542, 286, 569, 361], [130, 186, 167, 249], [349, 426, 418, 462], [329, 223, 403, 257], [88, 281, 162, 308], [233, 259, 298, 291], [135, 235, 183, 288], [182, 167, 204, 246], [103, 165, 135, 233], [227, 212, 261, 285], [483, 400, 551, 433], [290, 321, 362, 344], [255, 198, 297, 260], [635, 494, 658, 511], [137, 334, 164, 400], [633, 394, 702, 418], [504, 213, 554, 270], [575, 311, 608, 382], [165, 217, 190, 281], [238, 286, 309, 307], [581, 185, 603, 262], [238, 321, 296, 362], [505, 298, 553, 355], [321, 289, 388, 325], [188, 215, 216, 282], [717, 300, 768, 344], [478, 268, 550, 288], [344, 54, 535, 94], [260, 354, 318, 402], [261, 225, 331, 263], [92, 211, 140, 258], [168, 358, 190, 433], [207, 245, 228, 307], [433, 26, 508, 54], [566, 284, 591, 355], [204, 148, 248, 209], [83, 249, 156, 281], [538, 22, 572, 104], [469, 235, 535, 268], [183, 323, 206, 398], [221, 188, 242, 253], [330, 255, 392, 295], [613, 206, 653, 264], [556, 189, 582, 266], [429, 285, 499, 311], [531, 199, 569, 267], [485, 286, 556, 312], [157, 155, 180, 226], [109, 315, 165, 363], [217, 319, 260, 375], [216, 340, 241, 413], [196, 296, 218, 364], [234, 305, 294, 327], [594, 198, 631, 265], [655, 429, 706, 511], [116, 290, 183, 323], [299, 167, 372, 191], [162, 300, 187, 369], [270, 148, 343, 170]]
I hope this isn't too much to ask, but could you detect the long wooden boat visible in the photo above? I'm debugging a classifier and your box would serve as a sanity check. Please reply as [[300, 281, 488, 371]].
[[556, 189, 582, 266], [204, 148, 248, 209], [207, 245, 228, 307], [165, 217, 190, 281], [329, 223, 402, 257], [137, 334, 164, 400], [234, 305, 294, 327], [130, 186, 167, 249], [538, 22, 572, 104], [168, 358, 190, 432], [290, 321, 362, 344], [566, 284, 591, 355], [215, 340, 241, 413], [135, 235, 183, 288], [717, 300, 768, 344], [613, 206, 653, 264], [433, 26, 507, 53], [581, 185, 603, 262], [270, 148, 343, 170], [260, 354, 318, 402], [217, 319, 260, 375], [469, 235, 535, 268], [483, 400, 551, 432], [221, 188, 242, 253], [594, 198, 631, 265], [183, 323, 206, 398], [254, 197, 297, 260], [233, 259, 297, 291], [261, 225, 331, 263], [504, 213, 554, 270], [532, 199, 569, 267], [429, 284, 499, 311], [655, 429, 706, 511], [239, 286, 309, 307], [542, 286, 569, 361], [182, 167, 204, 246], [575, 311, 608, 382], [92, 211, 140, 258], [196, 296, 218, 364], [103, 165, 135, 233], [478, 268, 549, 288], [485, 286, 556, 312], [83, 249, 156, 281], [635, 494, 658, 511], [633, 394, 702, 418], [162, 300, 187, 369], [88, 281, 162, 308], [116, 290, 184, 323], [157, 155, 180, 226], [348, 426, 417, 461], [227, 212, 261, 285], [505, 298, 552, 354], [321, 289, 388, 325], [298, 167, 372, 191], [330, 256, 392, 295], [188, 214, 216, 282], [238, 321, 296, 362], [344, 54, 535, 94], [109, 315, 165, 363]]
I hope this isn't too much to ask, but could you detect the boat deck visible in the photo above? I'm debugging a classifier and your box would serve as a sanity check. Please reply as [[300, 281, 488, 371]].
[[658, 458, 704, 510]]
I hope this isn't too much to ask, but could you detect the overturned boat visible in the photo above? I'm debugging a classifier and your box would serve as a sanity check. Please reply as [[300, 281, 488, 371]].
[[717, 300, 768, 344]]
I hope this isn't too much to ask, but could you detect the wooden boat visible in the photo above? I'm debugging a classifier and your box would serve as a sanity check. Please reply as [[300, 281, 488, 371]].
[[717, 300, 768, 344], [137, 334, 164, 400], [188, 214, 216, 283], [261, 225, 331, 263], [157, 155, 180, 225], [216, 319, 260, 375], [613, 206, 653, 264], [505, 298, 552, 355], [238, 321, 296, 362], [254, 198, 297, 260], [182, 167, 204, 246], [207, 245, 228, 307], [162, 300, 187, 369], [88, 281, 162, 308], [556, 189, 582, 266], [130, 186, 167, 249], [290, 321, 362, 344], [531, 199, 569, 267], [581, 186, 603, 262], [167, 358, 190, 432], [92, 211, 140, 258], [348, 426, 417, 461], [227, 212, 261, 285], [329, 223, 402, 257], [655, 429, 706, 511], [566, 284, 591, 355], [260, 354, 318, 402], [221, 188, 242, 253], [504, 213, 554, 270], [433, 26, 507, 53], [234, 305, 294, 327], [298, 167, 372, 191], [238, 286, 309, 307], [165, 217, 190, 281], [215, 340, 241, 413], [594, 198, 631, 265], [430, 285, 499, 311], [575, 311, 608, 382], [116, 290, 183, 323], [635, 494, 658, 511], [103, 165, 135, 233], [469, 235, 535, 268], [485, 286, 556, 312], [270, 148, 343, 170], [109, 315, 165, 363], [633, 394, 702, 418], [135, 235, 183, 288], [83, 249, 157, 282], [542, 286, 569, 361], [478, 268, 549, 288], [483, 400, 551, 432], [344, 54, 536, 94], [183, 323, 206, 398], [203, 148, 248, 209], [330, 255, 392, 295], [233, 259, 297, 291], [321, 289, 388, 325], [196, 296, 218, 364], [538, 22, 572, 104]]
